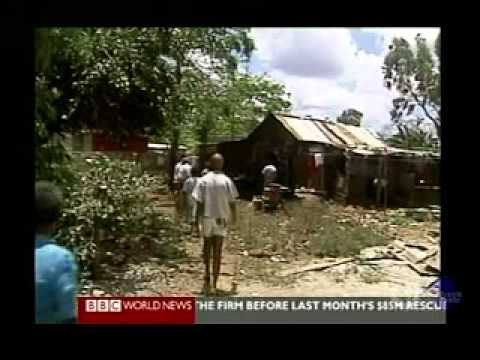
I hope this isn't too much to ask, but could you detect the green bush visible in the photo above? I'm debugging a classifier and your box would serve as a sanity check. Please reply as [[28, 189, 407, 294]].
[[55, 154, 186, 279]]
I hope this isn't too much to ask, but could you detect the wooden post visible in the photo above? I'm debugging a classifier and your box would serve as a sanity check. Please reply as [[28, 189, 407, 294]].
[[383, 152, 388, 210], [362, 155, 367, 205], [344, 150, 350, 205], [376, 154, 383, 207]]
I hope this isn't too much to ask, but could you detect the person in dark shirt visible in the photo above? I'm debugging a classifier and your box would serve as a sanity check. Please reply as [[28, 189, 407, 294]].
[[35, 181, 78, 324]]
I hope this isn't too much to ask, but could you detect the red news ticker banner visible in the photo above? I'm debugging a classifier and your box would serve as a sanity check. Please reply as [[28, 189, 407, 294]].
[[78, 297, 195, 324]]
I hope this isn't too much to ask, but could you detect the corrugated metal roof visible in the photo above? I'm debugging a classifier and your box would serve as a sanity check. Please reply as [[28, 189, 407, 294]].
[[337, 124, 387, 149], [349, 147, 440, 158], [275, 114, 335, 145], [349, 148, 382, 156], [148, 143, 187, 150], [272, 113, 387, 150], [387, 147, 440, 158]]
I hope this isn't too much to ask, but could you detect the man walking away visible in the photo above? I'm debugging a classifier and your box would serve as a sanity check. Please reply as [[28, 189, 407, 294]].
[[181, 166, 201, 232], [35, 181, 78, 324], [193, 153, 238, 295], [174, 158, 192, 213], [178, 158, 192, 186], [173, 157, 184, 195]]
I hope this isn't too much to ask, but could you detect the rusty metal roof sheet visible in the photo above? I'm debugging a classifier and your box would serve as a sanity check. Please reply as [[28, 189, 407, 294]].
[[275, 114, 335, 145], [272, 113, 387, 150], [336, 124, 387, 149], [349, 147, 440, 158], [387, 147, 441, 158]]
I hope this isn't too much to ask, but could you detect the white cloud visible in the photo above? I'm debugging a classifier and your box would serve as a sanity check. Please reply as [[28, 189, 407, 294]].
[[360, 27, 440, 55], [250, 28, 404, 132], [252, 28, 356, 78]]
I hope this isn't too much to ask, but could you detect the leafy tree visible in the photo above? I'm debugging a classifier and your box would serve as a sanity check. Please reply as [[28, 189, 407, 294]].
[[35, 28, 80, 185], [64, 28, 173, 139], [383, 33, 440, 140], [36, 27, 291, 184], [337, 108, 363, 126], [189, 72, 292, 145], [380, 118, 438, 150], [155, 28, 256, 185]]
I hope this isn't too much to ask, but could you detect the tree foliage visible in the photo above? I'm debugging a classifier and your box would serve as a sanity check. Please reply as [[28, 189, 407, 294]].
[[383, 33, 440, 140], [337, 108, 363, 127], [36, 27, 292, 182], [186, 71, 291, 145], [379, 118, 438, 150], [35, 28, 78, 184]]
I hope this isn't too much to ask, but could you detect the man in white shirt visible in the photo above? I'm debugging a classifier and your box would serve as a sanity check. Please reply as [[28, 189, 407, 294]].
[[192, 153, 238, 295], [178, 159, 192, 184], [262, 163, 278, 187], [173, 158, 184, 194]]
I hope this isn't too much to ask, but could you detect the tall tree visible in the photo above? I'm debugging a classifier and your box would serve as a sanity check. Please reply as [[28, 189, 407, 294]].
[[35, 28, 84, 183], [156, 28, 255, 186], [383, 33, 440, 140], [337, 108, 363, 126]]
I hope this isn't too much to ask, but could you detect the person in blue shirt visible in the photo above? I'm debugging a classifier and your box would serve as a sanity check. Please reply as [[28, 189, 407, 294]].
[[35, 181, 78, 324]]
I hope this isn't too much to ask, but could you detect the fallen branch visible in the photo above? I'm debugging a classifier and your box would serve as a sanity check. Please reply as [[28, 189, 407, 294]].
[[279, 258, 354, 277], [415, 248, 438, 264], [393, 253, 438, 276], [404, 243, 430, 251]]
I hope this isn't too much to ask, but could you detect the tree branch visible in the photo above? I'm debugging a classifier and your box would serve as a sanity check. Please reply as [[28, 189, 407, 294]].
[[411, 92, 437, 124]]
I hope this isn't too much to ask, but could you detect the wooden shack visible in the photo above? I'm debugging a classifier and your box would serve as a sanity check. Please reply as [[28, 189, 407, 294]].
[[199, 112, 384, 197], [197, 112, 440, 207]]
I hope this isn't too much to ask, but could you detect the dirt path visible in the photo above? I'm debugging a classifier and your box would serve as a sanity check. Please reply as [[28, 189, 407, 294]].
[[87, 194, 440, 298]]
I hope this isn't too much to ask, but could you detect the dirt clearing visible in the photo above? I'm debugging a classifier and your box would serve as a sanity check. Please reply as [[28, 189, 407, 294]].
[[82, 194, 440, 298]]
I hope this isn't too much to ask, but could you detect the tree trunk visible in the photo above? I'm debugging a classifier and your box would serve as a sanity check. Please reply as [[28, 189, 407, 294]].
[[169, 129, 179, 190], [168, 45, 184, 190], [200, 125, 209, 145]]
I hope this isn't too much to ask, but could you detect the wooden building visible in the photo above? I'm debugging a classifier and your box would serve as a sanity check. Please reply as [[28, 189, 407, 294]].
[[199, 112, 385, 198], [198, 112, 440, 207]]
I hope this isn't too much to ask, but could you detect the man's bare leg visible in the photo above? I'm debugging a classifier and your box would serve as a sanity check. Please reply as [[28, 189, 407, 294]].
[[202, 236, 213, 295], [212, 236, 224, 294]]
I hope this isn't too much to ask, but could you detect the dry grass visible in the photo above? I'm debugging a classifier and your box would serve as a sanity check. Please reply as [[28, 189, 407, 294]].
[[359, 268, 385, 284], [234, 198, 389, 259]]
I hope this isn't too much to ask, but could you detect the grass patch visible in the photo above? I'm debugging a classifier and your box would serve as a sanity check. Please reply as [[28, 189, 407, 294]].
[[359, 268, 385, 284], [234, 199, 389, 259], [389, 216, 410, 226], [310, 218, 388, 258]]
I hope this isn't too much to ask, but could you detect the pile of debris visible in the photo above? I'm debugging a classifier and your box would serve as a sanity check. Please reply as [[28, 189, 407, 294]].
[[405, 206, 441, 222], [276, 239, 439, 279], [356, 239, 439, 275]]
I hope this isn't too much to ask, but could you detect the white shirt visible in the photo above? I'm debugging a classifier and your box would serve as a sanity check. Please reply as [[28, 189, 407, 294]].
[[178, 163, 192, 182], [314, 153, 323, 167], [174, 162, 182, 182], [182, 176, 199, 196], [262, 165, 277, 185], [192, 171, 238, 220]]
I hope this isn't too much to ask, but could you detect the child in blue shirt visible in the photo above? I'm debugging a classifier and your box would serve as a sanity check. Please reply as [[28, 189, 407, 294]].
[[35, 181, 78, 324]]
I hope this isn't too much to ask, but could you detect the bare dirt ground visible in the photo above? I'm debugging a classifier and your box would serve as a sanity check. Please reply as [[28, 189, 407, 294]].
[[86, 193, 440, 298]]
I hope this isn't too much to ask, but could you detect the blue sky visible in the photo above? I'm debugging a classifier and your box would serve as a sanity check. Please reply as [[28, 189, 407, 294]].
[[248, 28, 440, 133]]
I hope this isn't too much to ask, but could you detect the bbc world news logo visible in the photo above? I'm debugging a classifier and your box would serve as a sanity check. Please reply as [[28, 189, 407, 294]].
[[85, 299, 122, 312], [78, 297, 195, 324]]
